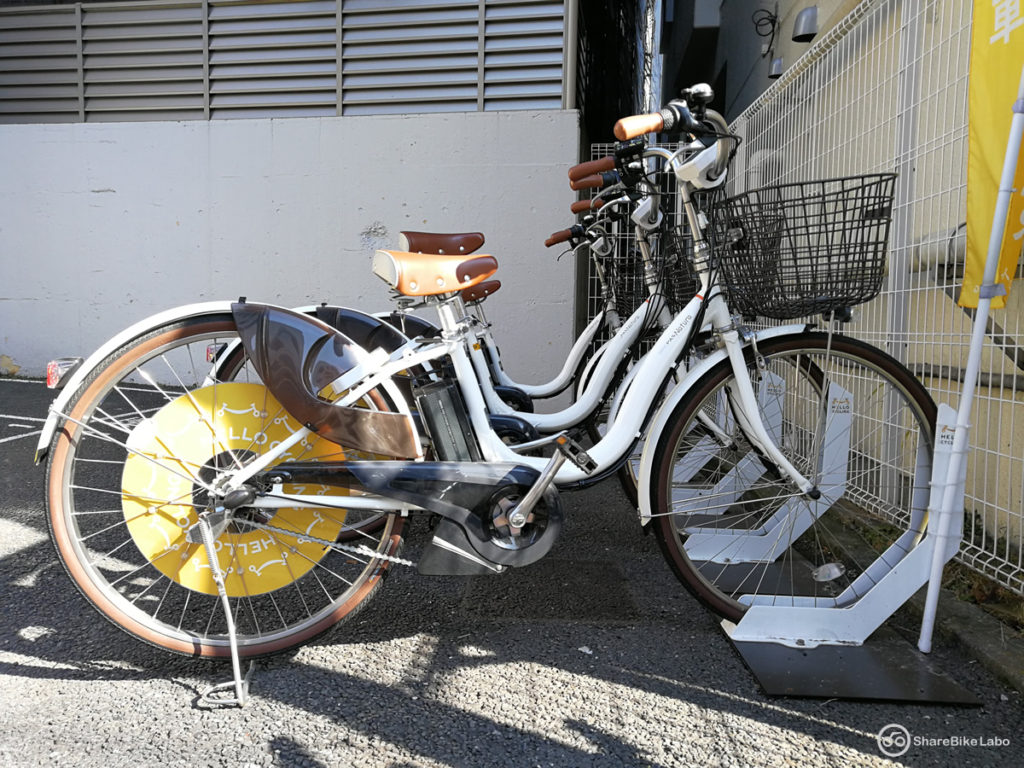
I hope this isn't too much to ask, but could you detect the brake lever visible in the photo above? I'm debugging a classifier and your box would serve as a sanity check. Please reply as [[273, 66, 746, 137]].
[[559, 238, 593, 262]]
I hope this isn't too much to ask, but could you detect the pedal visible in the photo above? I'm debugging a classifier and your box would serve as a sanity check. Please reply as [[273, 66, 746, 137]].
[[553, 433, 597, 474]]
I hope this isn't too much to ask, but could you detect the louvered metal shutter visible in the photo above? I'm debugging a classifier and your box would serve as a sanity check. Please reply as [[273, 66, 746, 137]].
[[82, 2, 205, 122], [0, 0, 569, 123], [0, 5, 80, 122], [482, 1, 563, 111], [340, 0, 480, 115], [210, 0, 337, 118]]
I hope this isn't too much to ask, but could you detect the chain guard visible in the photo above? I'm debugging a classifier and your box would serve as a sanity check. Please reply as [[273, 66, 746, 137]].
[[268, 459, 564, 569]]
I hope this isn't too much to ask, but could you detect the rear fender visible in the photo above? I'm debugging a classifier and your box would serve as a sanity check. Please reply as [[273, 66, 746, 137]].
[[232, 301, 420, 459], [313, 305, 411, 354], [35, 301, 234, 463]]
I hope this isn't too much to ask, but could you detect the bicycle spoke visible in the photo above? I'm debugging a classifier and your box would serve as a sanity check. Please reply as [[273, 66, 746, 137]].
[[61, 410, 214, 493], [653, 336, 934, 619], [48, 313, 405, 658]]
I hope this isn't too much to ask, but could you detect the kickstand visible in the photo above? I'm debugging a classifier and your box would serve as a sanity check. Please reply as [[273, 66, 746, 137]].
[[195, 513, 255, 708], [200, 659, 255, 708]]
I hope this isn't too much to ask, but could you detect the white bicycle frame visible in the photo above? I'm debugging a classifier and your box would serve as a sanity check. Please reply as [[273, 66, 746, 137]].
[[430, 197, 632, 405], [468, 291, 664, 431], [233, 136, 819, 513], [464, 195, 633, 400], [463, 189, 685, 430], [234, 285, 807, 519], [474, 298, 612, 399]]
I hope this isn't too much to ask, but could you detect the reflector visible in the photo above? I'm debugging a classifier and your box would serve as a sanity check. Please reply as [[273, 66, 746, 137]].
[[46, 357, 82, 389]]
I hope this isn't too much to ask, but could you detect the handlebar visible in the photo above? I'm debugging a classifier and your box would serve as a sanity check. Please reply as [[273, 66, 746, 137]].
[[545, 225, 583, 248], [570, 197, 605, 214], [568, 156, 615, 182], [613, 112, 663, 141], [569, 170, 619, 191], [613, 81, 719, 141], [614, 85, 736, 188], [613, 102, 705, 141]]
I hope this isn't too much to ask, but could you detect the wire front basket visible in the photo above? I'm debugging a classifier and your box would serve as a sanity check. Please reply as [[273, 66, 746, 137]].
[[714, 174, 897, 320], [659, 231, 702, 314], [605, 234, 700, 319], [605, 187, 722, 320]]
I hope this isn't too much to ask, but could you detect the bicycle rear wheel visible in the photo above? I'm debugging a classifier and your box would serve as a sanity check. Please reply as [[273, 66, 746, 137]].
[[45, 313, 405, 659], [649, 333, 936, 621]]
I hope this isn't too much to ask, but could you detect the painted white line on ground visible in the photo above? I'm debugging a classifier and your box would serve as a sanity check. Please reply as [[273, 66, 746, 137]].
[[8, 424, 36, 430], [0, 378, 45, 385], [0, 414, 47, 422], [0, 430, 42, 445]]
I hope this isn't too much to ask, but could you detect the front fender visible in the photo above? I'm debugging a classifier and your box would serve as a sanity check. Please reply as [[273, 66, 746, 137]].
[[35, 301, 235, 462], [636, 324, 810, 524]]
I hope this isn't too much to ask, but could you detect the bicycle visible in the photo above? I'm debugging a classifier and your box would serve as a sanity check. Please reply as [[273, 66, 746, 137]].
[[387, 155, 700, 417], [36, 86, 936, 674], [383, 145, 721, 505], [311, 162, 711, 505]]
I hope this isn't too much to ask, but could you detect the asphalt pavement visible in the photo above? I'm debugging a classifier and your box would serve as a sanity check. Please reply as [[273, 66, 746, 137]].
[[1, 377, 1022, 768]]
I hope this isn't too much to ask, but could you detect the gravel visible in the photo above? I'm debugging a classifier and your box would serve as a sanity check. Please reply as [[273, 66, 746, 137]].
[[1, 379, 1022, 767]]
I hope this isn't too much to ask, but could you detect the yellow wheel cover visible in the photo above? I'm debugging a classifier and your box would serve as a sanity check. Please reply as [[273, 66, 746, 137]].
[[121, 382, 348, 597]]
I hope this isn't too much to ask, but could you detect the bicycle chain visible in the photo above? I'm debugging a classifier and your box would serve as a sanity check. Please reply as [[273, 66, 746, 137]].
[[241, 520, 416, 568]]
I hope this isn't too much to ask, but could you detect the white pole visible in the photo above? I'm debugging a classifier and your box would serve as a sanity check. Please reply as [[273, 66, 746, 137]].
[[918, 64, 1024, 653]]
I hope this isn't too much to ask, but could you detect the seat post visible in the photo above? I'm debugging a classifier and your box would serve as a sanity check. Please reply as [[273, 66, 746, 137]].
[[434, 295, 466, 337]]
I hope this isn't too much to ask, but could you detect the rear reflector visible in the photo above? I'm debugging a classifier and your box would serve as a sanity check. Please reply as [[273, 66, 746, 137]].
[[206, 343, 227, 363], [46, 357, 83, 389]]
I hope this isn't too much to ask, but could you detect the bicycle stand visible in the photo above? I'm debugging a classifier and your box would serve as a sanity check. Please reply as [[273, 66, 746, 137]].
[[718, 402, 978, 702], [194, 514, 255, 708]]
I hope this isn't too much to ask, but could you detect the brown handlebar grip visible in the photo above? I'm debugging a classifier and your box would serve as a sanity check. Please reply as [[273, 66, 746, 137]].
[[569, 173, 606, 191], [545, 229, 573, 248], [568, 156, 615, 182], [570, 198, 605, 214], [613, 112, 664, 141]]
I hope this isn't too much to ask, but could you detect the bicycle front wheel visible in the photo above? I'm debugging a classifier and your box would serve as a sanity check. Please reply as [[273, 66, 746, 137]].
[[649, 333, 936, 621], [45, 313, 405, 659]]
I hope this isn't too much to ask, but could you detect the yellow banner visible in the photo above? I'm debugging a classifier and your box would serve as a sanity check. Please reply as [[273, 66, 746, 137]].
[[963, 2, 1024, 309]]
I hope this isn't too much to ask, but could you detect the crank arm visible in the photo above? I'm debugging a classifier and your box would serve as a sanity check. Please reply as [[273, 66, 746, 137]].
[[505, 431, 592, 528]]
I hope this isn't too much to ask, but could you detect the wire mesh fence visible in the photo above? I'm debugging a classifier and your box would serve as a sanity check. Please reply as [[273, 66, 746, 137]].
[[584, 0, 1023, 595]]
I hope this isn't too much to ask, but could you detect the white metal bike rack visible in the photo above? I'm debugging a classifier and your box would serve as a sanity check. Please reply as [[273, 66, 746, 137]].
[[724, 401, 961, 647], [725, 64, 1024, 652], [686, 379, 847, 559]]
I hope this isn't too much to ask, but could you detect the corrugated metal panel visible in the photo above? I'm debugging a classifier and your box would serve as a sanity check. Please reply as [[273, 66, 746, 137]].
[[82, 1, 205, 121], [0, 6, 78, 123], [482, 0, 562, 111], [209, 0, 336, 118], [340, 0, 480, 115], [0, 0, 569, 123]]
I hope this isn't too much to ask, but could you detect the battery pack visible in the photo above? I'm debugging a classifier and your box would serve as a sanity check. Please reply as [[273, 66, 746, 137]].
[[414, 378, 482, 461]]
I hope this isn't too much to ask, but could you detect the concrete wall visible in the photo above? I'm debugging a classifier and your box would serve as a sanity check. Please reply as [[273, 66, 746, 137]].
[[0, 110, 580, 405]]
